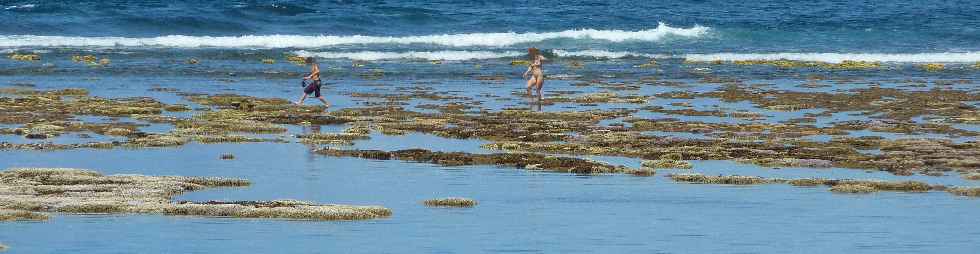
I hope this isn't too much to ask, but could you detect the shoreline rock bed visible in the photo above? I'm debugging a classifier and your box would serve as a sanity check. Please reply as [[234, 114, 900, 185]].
[[3, 83, 980, 184]]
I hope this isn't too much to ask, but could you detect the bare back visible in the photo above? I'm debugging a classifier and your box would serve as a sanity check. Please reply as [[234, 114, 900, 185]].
[[310, 63, 320, 81]]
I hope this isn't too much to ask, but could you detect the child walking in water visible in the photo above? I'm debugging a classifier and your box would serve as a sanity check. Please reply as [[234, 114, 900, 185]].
[[523, 47, 546, 98], [297, 57, 330, 107]]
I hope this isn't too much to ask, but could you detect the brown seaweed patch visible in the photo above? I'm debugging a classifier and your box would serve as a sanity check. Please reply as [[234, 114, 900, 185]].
[[422, 197, 478, 207]]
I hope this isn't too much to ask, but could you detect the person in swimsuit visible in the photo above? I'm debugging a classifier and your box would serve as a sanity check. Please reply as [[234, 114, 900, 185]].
[[296, 57, 330, 107], [523, 47, 546, 98]]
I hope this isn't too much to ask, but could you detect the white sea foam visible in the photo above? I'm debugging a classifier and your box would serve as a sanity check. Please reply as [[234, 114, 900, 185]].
[[4, 4, 35, 10], [293, 50, 523, 61], [552, 49, 667, 58], [685, 52, 980, 63], [0, 23, 708, 48]]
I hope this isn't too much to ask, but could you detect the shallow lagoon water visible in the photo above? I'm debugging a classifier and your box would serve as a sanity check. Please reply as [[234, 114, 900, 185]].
[[2, 141, 980, 253]]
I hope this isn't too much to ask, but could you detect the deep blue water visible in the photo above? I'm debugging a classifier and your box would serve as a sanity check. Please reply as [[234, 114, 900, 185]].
[[2, 0, 980, 61]]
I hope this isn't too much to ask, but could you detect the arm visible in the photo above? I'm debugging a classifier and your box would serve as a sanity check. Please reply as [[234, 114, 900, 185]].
[[304, 65, 320, 80], [523, 66, 532, 79], [530, 56, 544, 67]]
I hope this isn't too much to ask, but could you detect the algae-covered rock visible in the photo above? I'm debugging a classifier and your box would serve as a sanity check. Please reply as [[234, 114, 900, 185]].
[[127, 134, 189, 147], [316, 148, 639, 175], [104, 128, 134, 136], [947, 187, 980, 197], [192, 134, 264, 144], [422, 197, 477, 207], [0, 209, 49, 221], [286, 55, 306, 65], [72, 55, 97, 64], [787, 178, 833, 187], [920, 63, 944, 72], [8, 53, 40, 61], [14, 123, 65, 139], [962, 173, 980, 181], [164, 104, 191, 112], [165, 200, 392, 220], [634, 60, 657, 68], [830, 184, 878, 194], [836, 180, 932, 192], [669, 174, 775, 185], [0, 168, 390, 221], [641, 159, 692, 169]]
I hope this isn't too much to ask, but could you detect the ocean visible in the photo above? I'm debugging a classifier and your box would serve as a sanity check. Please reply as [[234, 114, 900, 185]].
[[2, 1, 980, 253]]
